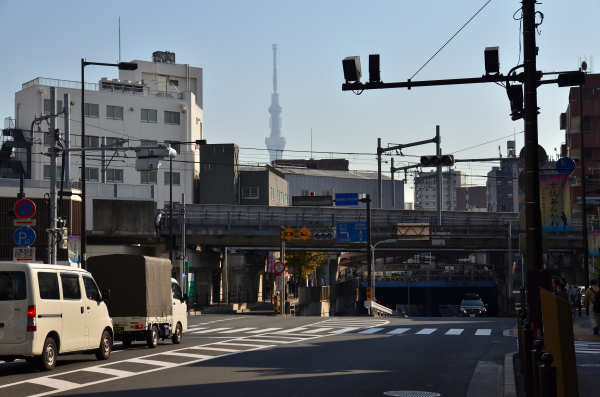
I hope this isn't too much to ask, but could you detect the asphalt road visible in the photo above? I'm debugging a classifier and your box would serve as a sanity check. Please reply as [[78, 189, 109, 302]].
[[0, 315, 517, 397]]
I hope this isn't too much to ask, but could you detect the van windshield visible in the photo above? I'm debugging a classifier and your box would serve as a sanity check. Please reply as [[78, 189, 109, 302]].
[[0, 271, 27, 301]]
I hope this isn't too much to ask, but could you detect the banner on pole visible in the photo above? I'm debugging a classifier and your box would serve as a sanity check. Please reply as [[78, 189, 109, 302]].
[[588, 231, 600, 256], [540, 174, 572, 232]]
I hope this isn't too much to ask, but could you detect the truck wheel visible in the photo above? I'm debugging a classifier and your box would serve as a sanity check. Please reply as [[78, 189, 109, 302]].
[[37, 337, 57, 371], [95, 330, 112, 360], [147, 326, 159, 348], [171, 323, 182, 344]]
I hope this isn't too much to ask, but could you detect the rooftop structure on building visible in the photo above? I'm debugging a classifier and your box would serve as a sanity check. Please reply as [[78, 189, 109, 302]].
[[265, 44, 286, 162], [272, 158, 349, 171]]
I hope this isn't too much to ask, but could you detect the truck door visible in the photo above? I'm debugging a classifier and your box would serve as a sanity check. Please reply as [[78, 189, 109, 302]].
[[82, 275, 106, 349], [171, 282, 187, 332], [59, 273, 86, 352]]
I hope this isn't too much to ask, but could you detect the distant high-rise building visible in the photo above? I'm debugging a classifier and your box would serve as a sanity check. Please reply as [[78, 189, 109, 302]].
[[265, 44, 286, 162]]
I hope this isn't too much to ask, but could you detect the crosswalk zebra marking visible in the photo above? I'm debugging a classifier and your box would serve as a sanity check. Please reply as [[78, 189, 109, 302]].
[[387, 328, 410, 335], [446, 329, 464, 335], [415, 328, 437, 335], [189, 346, 240, 353], [331, 328, 359, 334], [359, 328, 385, 334], [302, 327, 333, 334], [475, 329, 492, 336], [219, 328, 257, 333], [193, 327, 232, 334], [246, 328, 282, 333]]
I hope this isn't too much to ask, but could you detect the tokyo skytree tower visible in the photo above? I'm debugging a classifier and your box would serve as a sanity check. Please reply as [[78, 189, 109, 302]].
[[265, 44, 286, 163]]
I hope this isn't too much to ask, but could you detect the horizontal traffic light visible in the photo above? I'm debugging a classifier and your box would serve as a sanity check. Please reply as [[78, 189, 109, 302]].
[[420, 155, 454, 167], [314, 231, 335, 240]]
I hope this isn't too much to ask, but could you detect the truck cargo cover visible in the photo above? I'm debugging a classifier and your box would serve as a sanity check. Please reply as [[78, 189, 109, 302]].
[[87, 254, 172, 318]]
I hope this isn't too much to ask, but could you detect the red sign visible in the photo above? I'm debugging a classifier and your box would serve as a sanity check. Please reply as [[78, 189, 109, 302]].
[[14, 199, 36, 220], [273, 261, 285, 274]]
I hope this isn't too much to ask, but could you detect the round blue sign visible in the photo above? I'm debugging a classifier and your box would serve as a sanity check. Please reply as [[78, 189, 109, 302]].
[[14, 226, 36, 247], [556, 157, 576, 175]]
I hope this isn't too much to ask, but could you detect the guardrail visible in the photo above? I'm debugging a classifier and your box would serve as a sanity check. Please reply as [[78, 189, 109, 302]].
[[364, 300, 393, 316]]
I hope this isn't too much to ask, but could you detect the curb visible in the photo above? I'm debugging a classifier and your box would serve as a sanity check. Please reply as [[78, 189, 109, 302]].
[[504, 351, 518, 397]]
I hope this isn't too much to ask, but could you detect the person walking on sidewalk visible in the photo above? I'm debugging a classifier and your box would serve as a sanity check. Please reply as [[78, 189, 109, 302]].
[[583, 279, 600, 335]]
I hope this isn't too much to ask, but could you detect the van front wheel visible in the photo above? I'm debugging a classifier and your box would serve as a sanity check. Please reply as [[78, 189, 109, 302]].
[[95, 330, 112, 360], [37, 337, 57, 371], [147, 326, 159, 348]]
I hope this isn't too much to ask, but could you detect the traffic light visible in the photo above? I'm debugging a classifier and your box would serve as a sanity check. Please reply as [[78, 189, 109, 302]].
[[420, 155, 454, 167], [59, 227, 68, 249], [313, 231, 335, 240]]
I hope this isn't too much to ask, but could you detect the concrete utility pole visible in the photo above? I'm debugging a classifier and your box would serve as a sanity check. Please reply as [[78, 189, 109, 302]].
[[181, 193, 186, 295], [47, 87, 58, 265], [435, 126, 442, 225]]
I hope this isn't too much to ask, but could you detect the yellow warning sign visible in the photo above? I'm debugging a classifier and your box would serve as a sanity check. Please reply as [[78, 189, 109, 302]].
[[298, 226, 312, 241], [282, 226, 295, 242]]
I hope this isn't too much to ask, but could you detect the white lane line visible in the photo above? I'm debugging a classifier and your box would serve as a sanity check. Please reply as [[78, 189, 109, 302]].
[[216, 342, 273, 348], [128, 358, 180, 368], [301, 327, 333, 334], [358, 328, 384, 334], [193, 327, 232, 334], [246, 328, 281, 333], [83, 367, 135, 377], [158, 351, 213, 359], [331, 328, 359, 334], [219, 328, 257, 334], [445, 329, 464, 336], [28, 377, 80, 392], [475, 329, 492, 336], [278, 327, 308, 333], [415, 328, 437, 335], [188, 346, 240, 352], [242, 338, 286, 344], [387, 328, 410, 335], [249, 334, 307, 340]]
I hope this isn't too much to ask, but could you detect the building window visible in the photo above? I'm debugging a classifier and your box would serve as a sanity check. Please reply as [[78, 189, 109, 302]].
[[243, 187, 259, 199], [43, 165, 63, 179], [169, 79, 179, 87], [270, 187, 274, 200], [106, 169, 123, 183], [164, 172, 180, 186], [140, 170, 157, 184], [105, 137, 124, 147], [43, 99, 63, 114], [85, 167, 99, 181], [301, 190, 309, 196], [85, 136, 100, 148], [84, 103, 99, 118], [106, 105, 124, 120], [164, 111, 180, 125], [141, 108, 157, 123], [141, 140, 158, 147], [165, 140, 181, 153]]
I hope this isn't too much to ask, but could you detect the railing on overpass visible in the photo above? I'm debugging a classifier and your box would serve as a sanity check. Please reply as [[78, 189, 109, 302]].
[[364, 300, 393, 316]]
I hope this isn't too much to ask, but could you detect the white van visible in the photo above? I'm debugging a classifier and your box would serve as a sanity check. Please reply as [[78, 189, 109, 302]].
[[0, 262, 113, 371]]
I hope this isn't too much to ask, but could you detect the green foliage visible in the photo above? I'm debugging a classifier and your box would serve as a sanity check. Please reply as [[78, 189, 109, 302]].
[[287, 252, 331, 282]]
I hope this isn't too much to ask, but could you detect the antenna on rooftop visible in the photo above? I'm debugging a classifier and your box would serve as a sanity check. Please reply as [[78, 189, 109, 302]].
[[119, 16, 121, 63]]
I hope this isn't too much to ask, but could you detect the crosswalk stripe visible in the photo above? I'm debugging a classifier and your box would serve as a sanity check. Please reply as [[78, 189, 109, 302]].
[[331, 328, 359, 334], [475, 329, 492, 336], [415, 328, 437, 335], [188, 346, 239, 352], [445, 329, 464, 335], [278, 327, 308, 333], [359, 328, 385, 334], [186, 327, 207, 332], [219, 328, 257, 333], [247, 328, 282, 333], [387, 328, 410, 335], [193, 327, 231, 334], [302, 327, 333, 334]]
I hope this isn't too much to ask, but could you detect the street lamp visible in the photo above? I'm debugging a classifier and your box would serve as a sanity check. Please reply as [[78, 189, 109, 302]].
[[81, 60, 137, 269], [371, 238, 397, 302]]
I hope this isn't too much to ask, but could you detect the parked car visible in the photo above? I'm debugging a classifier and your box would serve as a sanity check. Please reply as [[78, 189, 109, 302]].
[[0, 262, 113, 371], [459, 294, 487, 317]]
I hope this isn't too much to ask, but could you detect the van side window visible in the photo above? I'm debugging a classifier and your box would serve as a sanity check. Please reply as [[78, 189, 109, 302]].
[[0, 271, 26, 301], [171, 282, 182, 300], [60, 274, 81, 300], [82, 276, 100, 301], [38, 272, 60, 300]]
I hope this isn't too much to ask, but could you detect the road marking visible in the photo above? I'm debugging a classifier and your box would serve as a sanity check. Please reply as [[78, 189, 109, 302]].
[[28, 377, 80, 392], [278, 327, 308, 333], [415, 328, 437, 335], [129, 358, 180, 368], [445, 329, 465, 335], [217, 342, 273, 348], [186, 327, 208, 332], [301, 327, 332, 334], [83, 367, 136, 377], [159, 351, 213, 359], [189, 346, 240, 352], [219, 328, 257, 333], [246, 328, 281, 333], [331, 327, 359, 334], [193, 327, 232, 334], [359, 328, 385, 334], [475, 329, 492, 336], [387, 328, 410, 335]]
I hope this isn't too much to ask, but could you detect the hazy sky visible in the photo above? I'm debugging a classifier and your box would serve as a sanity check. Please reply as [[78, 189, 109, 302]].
[[1, 0, 598, 202]]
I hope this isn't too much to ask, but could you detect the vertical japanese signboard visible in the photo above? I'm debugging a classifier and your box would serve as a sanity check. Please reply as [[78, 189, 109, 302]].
[[588, 231, 600, 257], [540, 174, 571, 232]]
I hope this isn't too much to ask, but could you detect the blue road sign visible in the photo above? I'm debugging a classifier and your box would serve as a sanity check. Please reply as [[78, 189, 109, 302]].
[[14, 226, 36, 247], [334, 193, 359, 206], [556, 157, 576, 175], [336, 222, 367, 243]]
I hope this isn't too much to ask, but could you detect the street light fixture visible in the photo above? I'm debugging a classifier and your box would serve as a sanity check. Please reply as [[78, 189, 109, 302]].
[[371, 238, 397, 302], [81, 60, 137, 269]]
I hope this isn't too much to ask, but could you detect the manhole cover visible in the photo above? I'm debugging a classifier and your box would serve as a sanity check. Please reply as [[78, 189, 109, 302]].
[[383, 392, 441, 397]]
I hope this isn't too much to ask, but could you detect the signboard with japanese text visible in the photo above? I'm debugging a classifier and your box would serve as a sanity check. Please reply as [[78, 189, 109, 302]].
[[588, 231, 600, 257], [540, 174, 572, 232]]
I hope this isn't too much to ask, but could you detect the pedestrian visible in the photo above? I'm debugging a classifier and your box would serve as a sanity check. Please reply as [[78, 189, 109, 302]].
[[551, 278, 559, 294], [556, 283, 569, 303], [559, 277, 570, 292], [583, 279, 600, 335]]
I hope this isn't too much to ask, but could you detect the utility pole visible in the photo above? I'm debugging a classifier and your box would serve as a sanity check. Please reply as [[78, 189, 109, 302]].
[[436, 126, 442, 225], [377, 138, 382, 208], [181, 193, 186, 296], [47, 87, 58, 265]]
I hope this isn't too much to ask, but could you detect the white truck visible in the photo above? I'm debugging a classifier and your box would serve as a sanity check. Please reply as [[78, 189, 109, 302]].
[[87, 254, 187, 348]]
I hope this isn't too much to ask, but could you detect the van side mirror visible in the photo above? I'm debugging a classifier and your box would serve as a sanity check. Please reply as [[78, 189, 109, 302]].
[[102, 290, 110, 301]]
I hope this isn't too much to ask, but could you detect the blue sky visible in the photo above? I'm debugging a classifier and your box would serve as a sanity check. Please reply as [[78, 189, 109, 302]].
[[1, 0, 598, 202]]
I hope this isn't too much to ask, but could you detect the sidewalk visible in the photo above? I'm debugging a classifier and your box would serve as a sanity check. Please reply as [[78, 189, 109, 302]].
[[507, 315, 600, 397]]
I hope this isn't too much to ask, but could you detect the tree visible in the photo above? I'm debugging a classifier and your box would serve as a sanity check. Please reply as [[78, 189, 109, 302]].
[[287, 251, 331, 286]]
